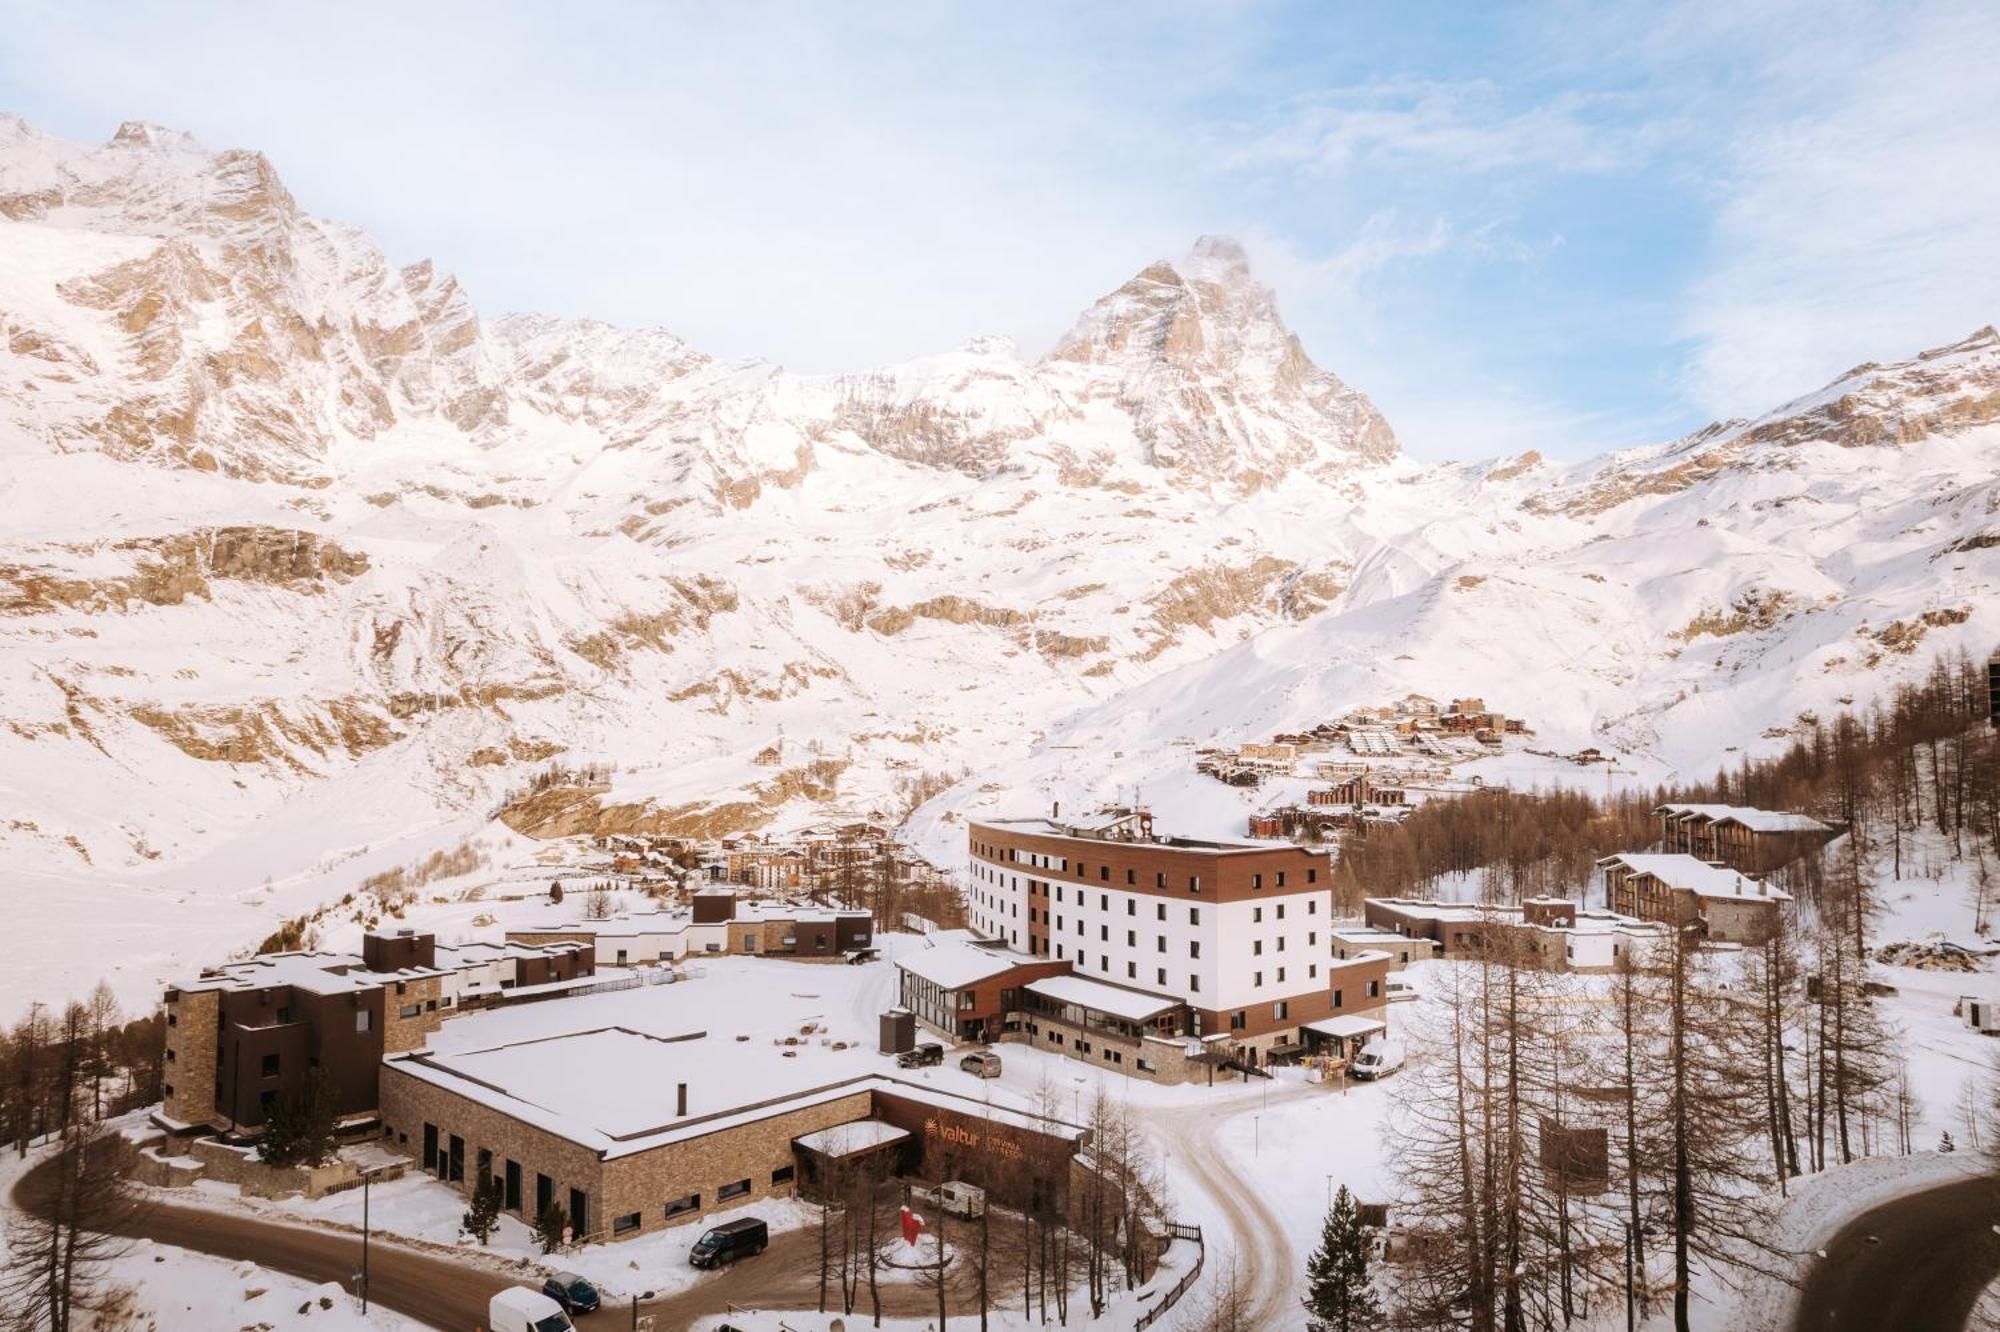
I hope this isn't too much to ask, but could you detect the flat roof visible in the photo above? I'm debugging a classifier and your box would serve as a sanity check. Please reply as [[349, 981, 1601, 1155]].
[[794, 1120, 910, 1157], [1025, 974, 1181, 1022], [1304, 1015, 1387, 1040], [972, 816, 1308, 856], [896, 942, 1027, 989], [174, 950, 446, 997]]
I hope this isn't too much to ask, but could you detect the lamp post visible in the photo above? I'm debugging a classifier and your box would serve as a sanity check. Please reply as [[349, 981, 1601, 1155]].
[[359, 1166, 377, 1313], [630, 1289, 655, 1330]]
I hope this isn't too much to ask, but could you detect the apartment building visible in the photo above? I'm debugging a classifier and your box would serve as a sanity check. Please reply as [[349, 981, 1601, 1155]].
[[1361, 897, 1669, 971], [508, 890, 873, 966], [1652, 803, 1836, 875], [965, 811, 1378, 1062], [1597, 853, 1793, 943], [160, 930, 594, 1133]]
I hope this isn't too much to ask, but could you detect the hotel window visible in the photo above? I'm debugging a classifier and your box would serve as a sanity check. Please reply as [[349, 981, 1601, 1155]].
[[1230, 1011, 1246, 1031], [1190, 907, 1200, 925], [1156, 903, 1166, 921], [613, 1212, 641, 1236], [1126, 869, 1136, 885], [355, 1010, 372, 1033], [1277, 937, 1286, 951], [1252, 874, 1262, 889], [260, 1053, 280, 1077], [1157, 968, 1167, 984], [1128, 962, 1137, 978], [1367, 980, 1380, 998], [1307, 869, 1318, 884], [1253, 907, 1263, 923], [1273, 1001, 1289, 1020], [1253, 940, 1263, 956], [772, 1165, 795, 1185], [1189, 941, 1200, 959], [717, 1179, 751, 1202], [1309, 963, 1318, 978], [1188, 875, 1201, 893], [1099, 894, 1108, 910], [1254, 971, 1263, 987], [1277, 967, 1286, 982], [1276, 872, 1286, 887], [1156, 872, 1167, 888], [1099, 956, 1108, 972], [1100, 925, 1109, 941], [1157, 935, 1167, 952], [1190, 974, 1201, 992], [1276, 903, 1286, 919], [1127, 930, 1136, 946], [1100, 866, 1110, 882], [1333, 989, 1343, 1008], [1308, 898, 1318, 912], [1126, 899, 1135, 915]]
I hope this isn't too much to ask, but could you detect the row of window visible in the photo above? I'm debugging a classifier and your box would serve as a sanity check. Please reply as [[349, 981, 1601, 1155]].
[[974, 842, 1318, 894]]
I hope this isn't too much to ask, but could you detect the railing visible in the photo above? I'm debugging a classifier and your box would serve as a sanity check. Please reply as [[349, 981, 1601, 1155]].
[[1134, 1221, 1205, 1330]]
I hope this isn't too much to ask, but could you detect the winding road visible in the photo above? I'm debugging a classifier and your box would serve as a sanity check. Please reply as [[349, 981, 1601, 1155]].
[[12, 1152, 1001, 1331], [1793, 1172, 2000, 1332], [1148, 1078, 1316, 1329]]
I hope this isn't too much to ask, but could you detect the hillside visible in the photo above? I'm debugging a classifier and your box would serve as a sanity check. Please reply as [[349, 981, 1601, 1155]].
[[0, 116, 1996, 1007]]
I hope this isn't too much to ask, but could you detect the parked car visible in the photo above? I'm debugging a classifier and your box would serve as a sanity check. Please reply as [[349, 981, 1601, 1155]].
[[489, 1287, 576, 1332], [1384, 974, 1420, 1003], [689, 1216, 769, 1269], [959, 1050, 1002, 1078], [897, 1041, 944, 1068], [1350, 1038, 1406, 1081], [541, 1272, 601, 1315]]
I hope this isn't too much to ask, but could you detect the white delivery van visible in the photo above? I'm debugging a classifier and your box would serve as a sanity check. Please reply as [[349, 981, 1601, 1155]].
[[1350, 1038, 1406, 1081], [489, 1286, 576, 1332], [1385, 973, 1420, 1003], [925, 1180, 987, 1218]]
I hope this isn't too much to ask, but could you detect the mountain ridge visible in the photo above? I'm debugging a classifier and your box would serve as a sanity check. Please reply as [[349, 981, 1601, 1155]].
[[0, 117, 1994, 1011]]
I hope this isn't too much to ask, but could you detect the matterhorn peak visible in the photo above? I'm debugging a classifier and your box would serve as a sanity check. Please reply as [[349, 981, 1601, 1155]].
[[1181, 234, 1253, 285]]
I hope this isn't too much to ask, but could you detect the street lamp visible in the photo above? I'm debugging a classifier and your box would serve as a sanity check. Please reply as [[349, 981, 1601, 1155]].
[[358, 1165, 387, 1313], [630, 1289, 655, 1330]]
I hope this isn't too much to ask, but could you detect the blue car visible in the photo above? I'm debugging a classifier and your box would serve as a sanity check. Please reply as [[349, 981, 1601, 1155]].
[[542, 1273, 601, 1316]]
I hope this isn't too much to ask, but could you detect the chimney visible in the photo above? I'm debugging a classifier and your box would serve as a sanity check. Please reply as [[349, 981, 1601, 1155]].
[[676, 1083, 688, 1117], [1052, 800, 1060, 819]]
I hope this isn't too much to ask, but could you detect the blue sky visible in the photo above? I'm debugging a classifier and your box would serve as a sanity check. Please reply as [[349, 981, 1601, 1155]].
[[3, 1, 1996, 459]]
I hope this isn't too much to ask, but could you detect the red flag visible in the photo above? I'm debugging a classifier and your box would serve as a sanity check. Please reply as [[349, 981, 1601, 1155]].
[[900, 1205, 925, 1247]]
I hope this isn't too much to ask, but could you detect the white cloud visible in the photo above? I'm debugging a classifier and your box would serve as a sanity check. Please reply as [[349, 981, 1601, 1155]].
[[1675, 2, 2000, 415]]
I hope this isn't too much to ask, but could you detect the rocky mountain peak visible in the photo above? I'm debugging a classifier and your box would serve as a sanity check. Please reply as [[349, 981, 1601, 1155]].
[[1044, 236, 1397, 485], [107, 121, 206, 153]]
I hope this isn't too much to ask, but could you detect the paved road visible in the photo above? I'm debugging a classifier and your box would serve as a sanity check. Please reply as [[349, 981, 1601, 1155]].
[[1794, 1172, 2000, 1332], [12, 1151, 1020, 1330]]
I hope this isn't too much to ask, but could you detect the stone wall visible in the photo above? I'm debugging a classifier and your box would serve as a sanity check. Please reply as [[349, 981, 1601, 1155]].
[[383, 975, 444, 1053], [162, 988, 220, 1126]]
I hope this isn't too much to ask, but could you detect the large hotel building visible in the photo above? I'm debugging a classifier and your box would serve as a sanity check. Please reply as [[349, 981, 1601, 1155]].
[[958, 810, 1388, 1064]]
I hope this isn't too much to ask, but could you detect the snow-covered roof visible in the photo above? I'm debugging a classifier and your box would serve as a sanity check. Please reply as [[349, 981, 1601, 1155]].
[[1653, 803, 1830, 833], [1597, 853, 1793, 902], [175, 950, 446, 996], [794, 1120, 910, 1157], [1025, 974, 1181, 1021], [895, 942, 1029, 989], [1303, 1015, 1387, 1040]]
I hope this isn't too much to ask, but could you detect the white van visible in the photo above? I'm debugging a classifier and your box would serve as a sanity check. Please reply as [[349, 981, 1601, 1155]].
[[489, 1286, 576, 1332], [1350, 1038, 1406, 1081], [1385, 973, 1420, 1003], [923, 1180, 987, 1218]]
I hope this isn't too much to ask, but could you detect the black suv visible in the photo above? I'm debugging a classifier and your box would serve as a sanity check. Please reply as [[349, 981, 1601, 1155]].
[[689, 1216, 769, 1269], [896, 1041, 944, 1068]]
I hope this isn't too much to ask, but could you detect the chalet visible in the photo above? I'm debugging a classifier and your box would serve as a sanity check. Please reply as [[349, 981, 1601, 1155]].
[[1652, 803, 1837, 874], [1596, 853, 1792, 944]]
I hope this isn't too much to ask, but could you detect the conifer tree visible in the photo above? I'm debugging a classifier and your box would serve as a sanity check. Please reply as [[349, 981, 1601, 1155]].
[[1303, 1184, 1381, 1332], [462, 1167, 503, 1245]]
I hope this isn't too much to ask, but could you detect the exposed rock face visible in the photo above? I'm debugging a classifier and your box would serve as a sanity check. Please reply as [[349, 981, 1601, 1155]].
[[1047, 236, 1397, 488], [0, 114, 1993, 913]]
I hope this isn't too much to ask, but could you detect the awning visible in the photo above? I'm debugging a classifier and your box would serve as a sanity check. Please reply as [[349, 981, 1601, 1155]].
[[1302, 1015, 1387, 1041], [1025, 974, 1182, 1022], [793, 1120, 911, 1158]]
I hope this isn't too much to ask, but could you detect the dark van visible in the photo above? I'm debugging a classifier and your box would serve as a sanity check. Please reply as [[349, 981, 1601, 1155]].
[[690, 1216, 768, 1269], [897, 1042, 944, 1069]]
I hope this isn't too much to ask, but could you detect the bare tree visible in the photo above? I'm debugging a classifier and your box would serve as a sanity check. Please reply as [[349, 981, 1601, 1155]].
[[3, 1120, 139, 1331]]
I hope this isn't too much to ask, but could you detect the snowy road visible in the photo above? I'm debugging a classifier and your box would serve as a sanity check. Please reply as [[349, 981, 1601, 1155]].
[[1793, 1171, 2000, 1332], [1150, 1077, 1319, 1328]]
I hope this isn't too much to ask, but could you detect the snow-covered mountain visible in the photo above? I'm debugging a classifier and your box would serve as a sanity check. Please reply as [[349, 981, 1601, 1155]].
[[0, 118, 1995, 1006]]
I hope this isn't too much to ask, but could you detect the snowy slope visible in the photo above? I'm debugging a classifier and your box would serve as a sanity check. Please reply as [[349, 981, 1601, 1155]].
[[1, 117, 1996, 1007]]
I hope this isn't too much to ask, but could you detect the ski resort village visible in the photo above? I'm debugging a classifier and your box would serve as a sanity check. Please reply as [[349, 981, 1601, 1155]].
[[5, 29, 2000, 1330]]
